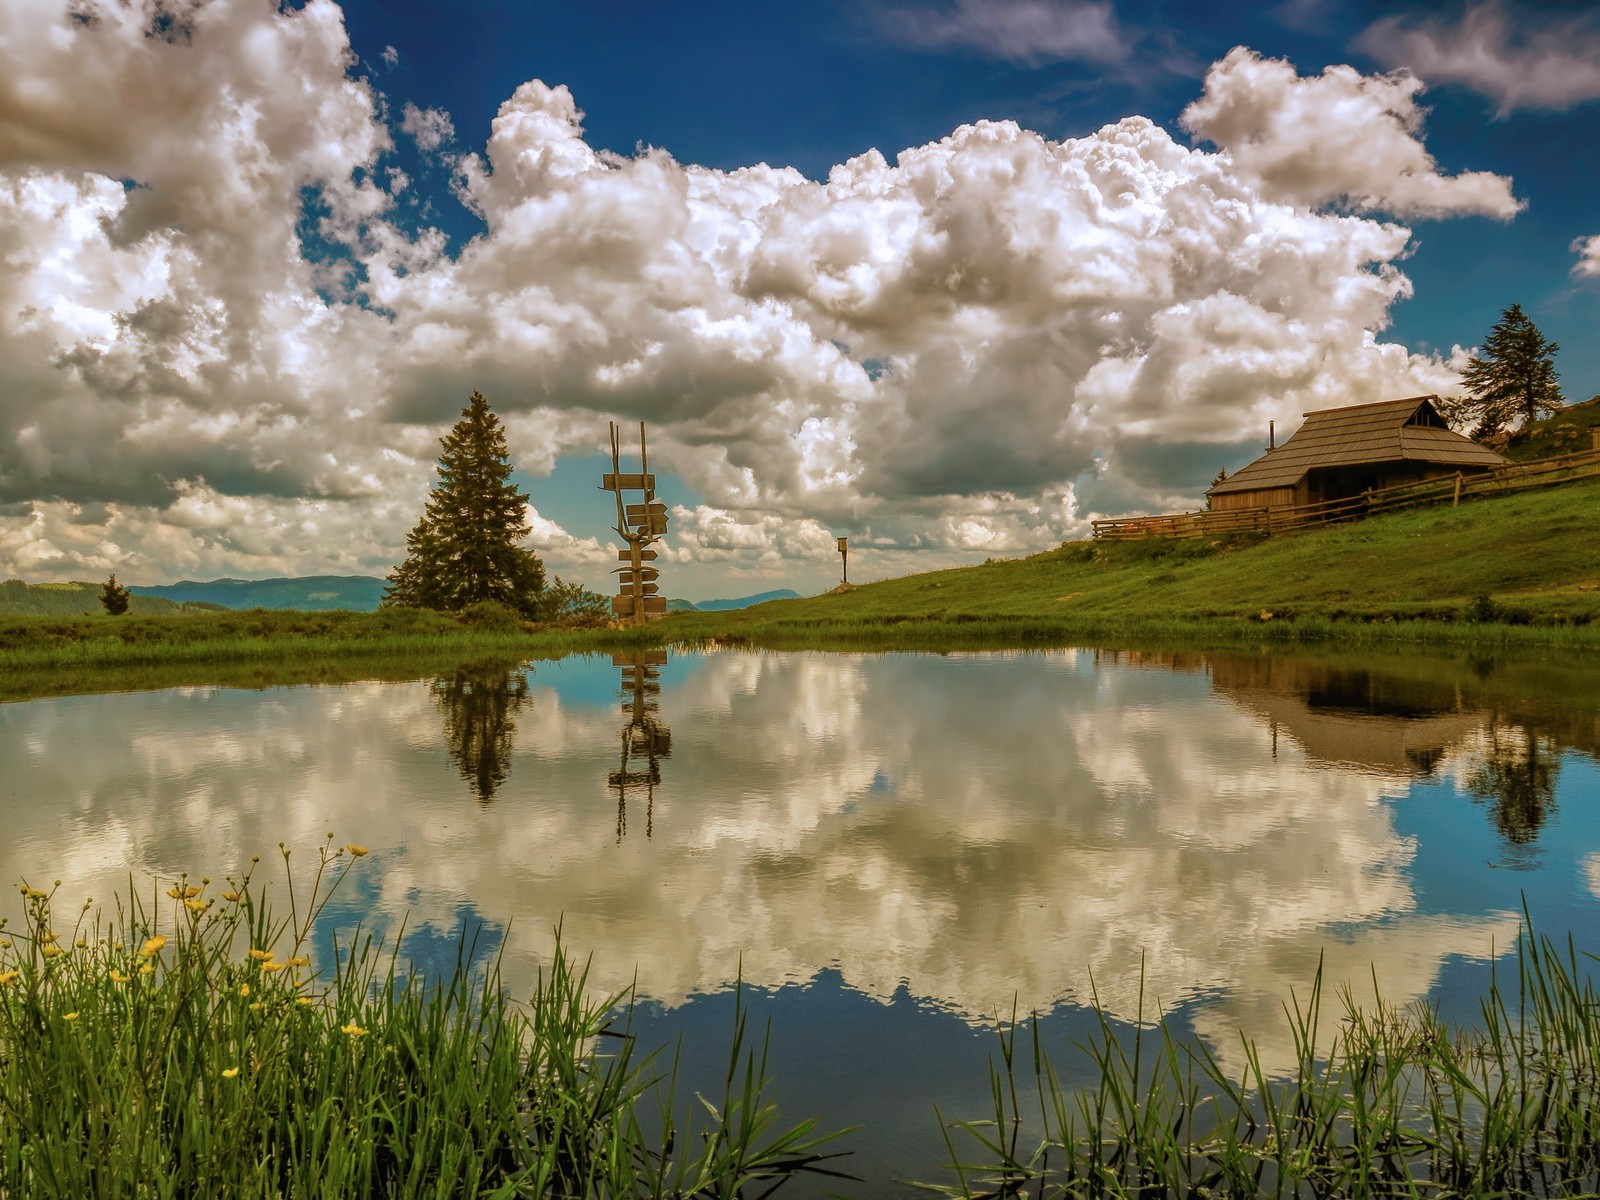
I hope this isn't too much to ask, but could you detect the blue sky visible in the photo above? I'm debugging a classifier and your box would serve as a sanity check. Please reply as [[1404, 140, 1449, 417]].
[[2, 0, 1597, 599]]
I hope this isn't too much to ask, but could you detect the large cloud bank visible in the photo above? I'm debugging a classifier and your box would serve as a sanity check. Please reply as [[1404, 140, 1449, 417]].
[[0, 0, 1514, 587]]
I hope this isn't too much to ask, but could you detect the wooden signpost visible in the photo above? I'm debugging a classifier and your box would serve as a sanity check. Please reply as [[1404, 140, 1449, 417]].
[[602, 421, 669, 624]]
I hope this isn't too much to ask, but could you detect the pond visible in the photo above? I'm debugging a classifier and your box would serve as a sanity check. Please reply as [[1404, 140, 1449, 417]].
[[4, 645, 1599, 1192]]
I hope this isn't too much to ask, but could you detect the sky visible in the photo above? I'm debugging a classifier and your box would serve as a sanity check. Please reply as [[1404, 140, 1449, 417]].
[[2, 0, 1598, 601]]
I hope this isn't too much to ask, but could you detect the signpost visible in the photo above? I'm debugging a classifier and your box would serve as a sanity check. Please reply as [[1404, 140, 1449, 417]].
[[837, 535, 848, 585], [601, 421, 670, 625]]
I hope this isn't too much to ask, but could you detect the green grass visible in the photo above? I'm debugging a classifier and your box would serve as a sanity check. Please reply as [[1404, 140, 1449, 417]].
[[930, 918, 1600, 1198], [0, 842, 847, 1198], [670, 476, 1600, 651], [0, 606, 662, 681]]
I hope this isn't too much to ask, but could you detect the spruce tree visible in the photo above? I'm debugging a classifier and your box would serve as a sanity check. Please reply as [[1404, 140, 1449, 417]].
[[1455, 303, 1564, 441], [383, 392, 546, 616], [99, 574, 131, 615]]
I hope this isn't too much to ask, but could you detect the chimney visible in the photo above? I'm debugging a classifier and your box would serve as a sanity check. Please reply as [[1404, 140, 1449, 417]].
[[1269, 420, 1276, 451]]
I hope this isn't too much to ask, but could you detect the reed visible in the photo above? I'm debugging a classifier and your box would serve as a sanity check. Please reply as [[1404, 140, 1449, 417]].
[[0, 841, 846, 1198], [926, 919, 1600, 1198]]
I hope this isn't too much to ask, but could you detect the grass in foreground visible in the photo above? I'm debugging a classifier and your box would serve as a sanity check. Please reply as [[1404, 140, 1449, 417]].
[[931, 922, 1600, 1198], [0, 843, 847, 1198]]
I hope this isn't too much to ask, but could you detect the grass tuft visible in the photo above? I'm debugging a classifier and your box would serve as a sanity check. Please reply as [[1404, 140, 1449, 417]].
[[0, 841, 847, 1198], [925, 914, 1600, 1198]]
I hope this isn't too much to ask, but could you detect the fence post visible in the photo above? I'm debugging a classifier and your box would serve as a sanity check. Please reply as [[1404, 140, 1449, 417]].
[[1452, 473, 1461, 508]]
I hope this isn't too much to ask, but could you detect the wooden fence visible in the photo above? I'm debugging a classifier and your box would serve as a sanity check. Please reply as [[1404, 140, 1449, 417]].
[[1091, 447, 1600, 541]]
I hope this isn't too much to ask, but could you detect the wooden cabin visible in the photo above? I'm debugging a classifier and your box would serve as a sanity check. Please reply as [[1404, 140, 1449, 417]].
[[1206, 396, 1507, 513]]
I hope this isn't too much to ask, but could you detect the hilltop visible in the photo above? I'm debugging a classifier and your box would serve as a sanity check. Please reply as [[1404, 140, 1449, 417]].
[[126, 576, 388, 611], [672, 473, 1600, 645], [0, 580, 225, 618], [1500, 394, 1600, 462]]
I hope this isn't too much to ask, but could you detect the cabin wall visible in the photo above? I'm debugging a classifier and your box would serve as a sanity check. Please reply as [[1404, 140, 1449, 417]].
[[1304, 462, 1494, 504], [1210, 487, 1296, 512]]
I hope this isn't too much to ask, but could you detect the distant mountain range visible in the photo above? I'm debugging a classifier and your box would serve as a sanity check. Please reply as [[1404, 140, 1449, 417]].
[[0, 576, 803, 616], [128, 576, 389, 611], [690, 589, 801, 611]]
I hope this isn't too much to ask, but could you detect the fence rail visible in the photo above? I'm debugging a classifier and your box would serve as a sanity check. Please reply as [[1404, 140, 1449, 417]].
[[1090, 447, 1600, 541]]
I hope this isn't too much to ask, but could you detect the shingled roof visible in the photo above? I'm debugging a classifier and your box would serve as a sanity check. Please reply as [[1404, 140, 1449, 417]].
[[1208, 396, 1507, 496]]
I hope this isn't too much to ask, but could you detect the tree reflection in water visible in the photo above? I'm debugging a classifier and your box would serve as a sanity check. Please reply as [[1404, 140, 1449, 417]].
[[608, 651, 670, 841], [432, 661, 531, 803], [1465, 724, 1560, 852]]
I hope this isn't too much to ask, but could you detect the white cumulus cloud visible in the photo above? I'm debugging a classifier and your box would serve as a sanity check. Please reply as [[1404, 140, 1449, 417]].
[[1358, 1, 1600, 116], [1181, 47, 1523, 220], [1573, 233, 1600, 278]]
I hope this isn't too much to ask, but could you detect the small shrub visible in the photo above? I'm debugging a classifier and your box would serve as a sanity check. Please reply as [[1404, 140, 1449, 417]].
[[455, 599, 524, 632]]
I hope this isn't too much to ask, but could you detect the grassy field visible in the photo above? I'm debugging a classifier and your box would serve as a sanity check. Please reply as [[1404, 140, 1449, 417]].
[[0, 606, 656, 684], [667, 475, 1600, 651]]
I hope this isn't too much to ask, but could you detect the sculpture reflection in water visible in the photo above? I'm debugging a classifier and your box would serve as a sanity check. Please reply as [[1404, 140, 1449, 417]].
[[608, 650, 671, 840], [432, 661, 531, 803]]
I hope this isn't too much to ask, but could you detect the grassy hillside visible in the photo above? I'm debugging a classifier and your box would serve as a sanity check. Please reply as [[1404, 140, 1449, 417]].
[[1500, 394, 1600, 462], [0, 580, 224, 617], [671, 475, 1600, 647]]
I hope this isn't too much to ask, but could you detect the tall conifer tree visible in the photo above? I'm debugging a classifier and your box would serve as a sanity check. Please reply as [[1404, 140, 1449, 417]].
[[383, 392, 546, 615], [1453, 303, 1564, 441]]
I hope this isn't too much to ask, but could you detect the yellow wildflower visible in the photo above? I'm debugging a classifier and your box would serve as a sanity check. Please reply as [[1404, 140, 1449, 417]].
[[262, 961, 287, 973], [221, 892, 241, 903], [74, 938, 88, 948], [108, 969, 129, 984], [0, 970, 19, 986], [138, 935, 167, 958], [222, 1067, 240, 1079], [184, 898, 208, 913], [249, 1002, 264, 1012], [297, 997, 314, 1006], [38, 932, 58, 943], [138, 963, 154, 976], [238, 982, 250, 997], [340, 1021, 367, 1037], [247, 949, 273, 961], [63, 1011, 79, 1021], [285, 956, 309, 968], [345, 844, 369, 857], [41, 944, 63, 958]]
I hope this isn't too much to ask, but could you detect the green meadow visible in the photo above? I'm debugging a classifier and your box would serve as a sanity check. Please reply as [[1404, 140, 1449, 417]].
[[669, 474, 1600, 651]]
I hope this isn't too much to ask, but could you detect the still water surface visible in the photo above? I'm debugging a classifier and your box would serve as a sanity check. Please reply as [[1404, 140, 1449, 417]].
[[4, 647, 1598, 1190]]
